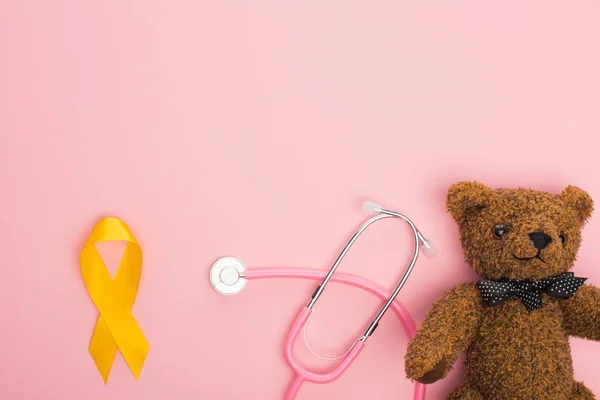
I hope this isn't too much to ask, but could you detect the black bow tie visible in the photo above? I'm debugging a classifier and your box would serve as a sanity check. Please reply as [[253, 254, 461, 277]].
[[476, 272, 587, 312]]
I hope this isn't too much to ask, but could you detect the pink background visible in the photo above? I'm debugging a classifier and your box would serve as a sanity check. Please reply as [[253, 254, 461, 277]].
[[1, 1, 600, 399]]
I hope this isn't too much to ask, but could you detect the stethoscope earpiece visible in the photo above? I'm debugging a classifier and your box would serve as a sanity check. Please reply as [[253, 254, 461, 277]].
[[361, 200, 383, 215], [420, 239, 437, 257], [362, 200, 436, 257]]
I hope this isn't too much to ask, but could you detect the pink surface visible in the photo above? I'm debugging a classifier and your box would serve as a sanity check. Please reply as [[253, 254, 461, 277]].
[[1, 1, 600, 399]]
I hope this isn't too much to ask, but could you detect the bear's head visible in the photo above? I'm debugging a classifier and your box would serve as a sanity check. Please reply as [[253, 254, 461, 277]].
[[447, 181, 594, 280]]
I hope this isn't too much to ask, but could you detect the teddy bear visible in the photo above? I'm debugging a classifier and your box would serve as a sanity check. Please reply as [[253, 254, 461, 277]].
[[404, 181, 600, 399]]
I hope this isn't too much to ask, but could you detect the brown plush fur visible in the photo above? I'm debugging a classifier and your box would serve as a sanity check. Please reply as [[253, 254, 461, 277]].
[[405, 181, 600, 399]]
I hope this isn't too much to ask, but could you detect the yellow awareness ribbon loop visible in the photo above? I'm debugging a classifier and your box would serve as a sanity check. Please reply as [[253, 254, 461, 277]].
[[80, 217, 149, 383]]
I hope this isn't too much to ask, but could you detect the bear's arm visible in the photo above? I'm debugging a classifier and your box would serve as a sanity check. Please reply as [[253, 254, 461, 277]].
[[404, 282, 484, 384], [561, 283, 600, 341]]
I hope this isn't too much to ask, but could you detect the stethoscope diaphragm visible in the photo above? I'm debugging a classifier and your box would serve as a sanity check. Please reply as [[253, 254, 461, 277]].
[[210, 256, 247, 295]]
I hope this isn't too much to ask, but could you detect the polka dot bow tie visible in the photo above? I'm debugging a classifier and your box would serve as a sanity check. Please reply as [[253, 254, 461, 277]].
[[476, 272, 587, 312]]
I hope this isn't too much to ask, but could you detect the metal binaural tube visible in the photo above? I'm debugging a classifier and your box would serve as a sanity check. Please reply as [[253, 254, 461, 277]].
[[361, 208, 421, 339], [305, 201, 430, 342], [306, 213, 394, 310]]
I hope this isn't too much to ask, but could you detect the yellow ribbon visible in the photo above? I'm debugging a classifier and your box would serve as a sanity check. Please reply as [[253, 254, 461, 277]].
[[80, 217, 149, 383]]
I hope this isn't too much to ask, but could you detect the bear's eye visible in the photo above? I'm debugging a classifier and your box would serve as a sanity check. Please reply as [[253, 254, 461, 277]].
[[492, 224, 507, 238], [559, 233, 566, 244]]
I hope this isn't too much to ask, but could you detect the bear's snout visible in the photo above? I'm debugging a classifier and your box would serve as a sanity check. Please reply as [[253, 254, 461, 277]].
[[529, 231, 552, 250]]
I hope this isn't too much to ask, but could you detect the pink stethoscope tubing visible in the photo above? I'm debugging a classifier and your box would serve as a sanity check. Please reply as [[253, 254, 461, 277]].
[[210, 202, 433, 399], [245, 267, 426, 400]]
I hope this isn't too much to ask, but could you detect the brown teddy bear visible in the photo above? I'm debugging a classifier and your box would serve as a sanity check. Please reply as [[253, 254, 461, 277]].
[[404, 181, 600, 399]]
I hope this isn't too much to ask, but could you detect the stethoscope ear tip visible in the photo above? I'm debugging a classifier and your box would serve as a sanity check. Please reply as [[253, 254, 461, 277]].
[[361, 200, 382, 215], [420, 240, 437, 257], [362, 200, 436, 257]]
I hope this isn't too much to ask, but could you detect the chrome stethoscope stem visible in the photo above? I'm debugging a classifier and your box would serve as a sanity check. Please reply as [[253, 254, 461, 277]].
[[362, 208, 421, 339], [306, 213, 393, 310]]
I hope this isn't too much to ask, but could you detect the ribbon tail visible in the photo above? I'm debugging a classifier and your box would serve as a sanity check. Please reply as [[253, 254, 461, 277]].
[[88, 316, 118, 384], [486, 296, 510, 307], [544, 276, 588, 299], [89, 304, 149, 381], [525, 303, 539, 312], [521, 291, 544, 312], [574, 277, 588, 287], [125, 340, 149, 380]]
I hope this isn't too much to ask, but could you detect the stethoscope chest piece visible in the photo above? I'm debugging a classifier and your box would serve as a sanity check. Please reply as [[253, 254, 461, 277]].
[[210, 256, 247, 295]]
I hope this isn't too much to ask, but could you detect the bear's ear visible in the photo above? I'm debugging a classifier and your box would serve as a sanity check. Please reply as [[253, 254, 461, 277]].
[[446, 181, 494, 223], [560, 185, 594, 225]]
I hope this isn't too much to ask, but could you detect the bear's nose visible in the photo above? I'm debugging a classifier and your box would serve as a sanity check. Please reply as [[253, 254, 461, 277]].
[[529, 232, 552, 250]]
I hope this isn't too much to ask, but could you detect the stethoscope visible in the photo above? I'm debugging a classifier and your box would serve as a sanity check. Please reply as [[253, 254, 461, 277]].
[[209, 201, 434, 399]]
